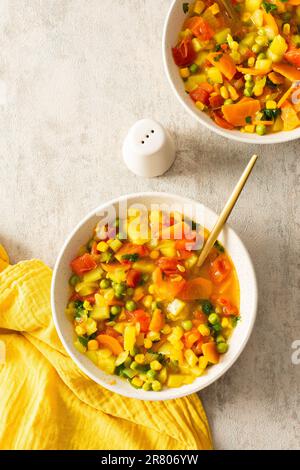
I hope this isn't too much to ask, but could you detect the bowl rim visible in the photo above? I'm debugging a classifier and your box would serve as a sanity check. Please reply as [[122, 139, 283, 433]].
[[51, 191, 258, 401], [162, 0, 300, 145]]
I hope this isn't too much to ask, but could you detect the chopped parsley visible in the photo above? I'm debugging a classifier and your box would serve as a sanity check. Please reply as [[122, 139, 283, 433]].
[[214, 240, 225, 253], [262, 2, 277, 13], [78, 336, 89, 347], [261, 108, 281, 121], [201, 300, 214, 315], [215, 44, 222, 52], [182, 2, 189, 14], [74, 300, 85, 320], [231, 316, 241, 328], [121, 253, 139, 262], [245, 116, 252, 124]]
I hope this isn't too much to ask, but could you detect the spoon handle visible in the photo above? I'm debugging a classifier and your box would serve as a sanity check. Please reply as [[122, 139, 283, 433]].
[[197, 154, 258, 268]]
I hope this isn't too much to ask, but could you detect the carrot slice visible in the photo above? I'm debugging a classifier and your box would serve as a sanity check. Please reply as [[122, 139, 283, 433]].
[[96, 334, 124, 355], [179, 277, 213, 300], [149, 309, 165, 332], [237, 66, 272, 76], [222, 98, 261, 126], [273, 63, 300, 82], [207, 53, 236, 81], [202, 342, 220, 364]]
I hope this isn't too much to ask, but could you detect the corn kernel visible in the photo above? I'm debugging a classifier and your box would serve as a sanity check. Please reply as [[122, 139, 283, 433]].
[[220, 86, 229, 99], [135, 353, 145, 364], [87, 339, 99, 351], [248, 57, 255, 67], [161, 324, 172, 335], [244, 124, 255, 133], [199, 356, 208, 369], [193, 0, 205, 14], [143, 295, 153, 308], [147, 331, 160, 342], [221, 317, 229, 328], [144, 338, 153, 349], [150, 250, 160, 259], [180, 67, 190, 78], [97, 241, 109, 252], [150, 360, 162, 371], [241, 12, 251, 22], [198, 324, 210, 336], [75, 325, 86, 336], [142, 382, 152, 391], [209, 2, 220, 15], [266, 100, 277, 110], [148, 284, 155, 294], [173, 326, 184, 339], [83, 300, 92, 311], [227, 84, 239, 101], [177, 264, 186, 272], [195, 101, 205, 111], [151, 380, 162, 391], [283, 23, 290, 36], [131, 377, 143, 388]]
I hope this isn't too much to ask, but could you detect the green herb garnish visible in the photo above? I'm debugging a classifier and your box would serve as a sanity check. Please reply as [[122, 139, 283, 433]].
[[215, 44, 222, 52], [214, 240, 225, 253], [231, 316, 241, 328], [201, 300, 214, 315], [78, 336, 89, 347], [74, 300, 85, 319], [262, 2, 277, 13], [214, 53, 223, 62], [183, 2, 189, 14], [261, 108, 281, 121], [121, 253, 139, 262], [245, 116, 252, 124]]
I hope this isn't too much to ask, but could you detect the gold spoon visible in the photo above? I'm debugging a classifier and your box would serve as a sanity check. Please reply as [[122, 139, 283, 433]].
[[197, 154, 258, 268]]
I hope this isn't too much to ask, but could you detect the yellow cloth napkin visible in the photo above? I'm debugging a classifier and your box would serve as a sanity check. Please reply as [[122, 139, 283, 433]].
[[0, 247, 212, 450]]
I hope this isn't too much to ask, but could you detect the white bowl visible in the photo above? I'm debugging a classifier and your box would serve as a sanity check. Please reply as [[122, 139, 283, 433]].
[[162, 0, 300, 144], [51, 192, 257, 401]]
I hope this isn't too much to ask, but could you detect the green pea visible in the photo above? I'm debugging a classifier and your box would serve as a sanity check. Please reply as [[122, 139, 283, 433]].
[[189, 63, 198, 73], [110, 305, 121, 316], [69, 274, 80, 286], [146, 369, 157, 380], [182, 320, 193, 331], [100, 278, 110, 289], [213, 323, 222, 333], [114, 283, 126, 296], [126, 300, 137, 312], [126, 287, 134, 296], [256, 124, 266, 136], [244, 74, 252, 81], [216, 334, 225, 344], [217, 342, 229, 354], [208, 313, 219, 325]]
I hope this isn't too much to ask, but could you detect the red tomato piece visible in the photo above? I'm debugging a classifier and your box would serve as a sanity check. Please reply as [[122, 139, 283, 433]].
[[213, 111, 234, 130], [213, 296, 238, 316], [126, 269, 141, 288], [190, 86, 210, 105], [186, 17, 215, 41], [183, 329, 201, 349], [209, 254, 232, 284], [70, 253, 97, 277], [157, 257, 183, 275], [209, 94, 224, 109], [128, 309, 151, 333], [172, 37, 196, 67]]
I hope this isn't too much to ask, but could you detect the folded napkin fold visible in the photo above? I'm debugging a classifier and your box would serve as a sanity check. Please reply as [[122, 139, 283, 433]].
[[0, 246, 212, 450]]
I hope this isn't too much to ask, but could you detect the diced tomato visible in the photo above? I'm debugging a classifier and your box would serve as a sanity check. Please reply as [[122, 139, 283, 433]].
[[183, 329, 201, 349], [193, 310, 208, 324], [157, 257, 183, 275], [186, 17, 215, 41], [116, 243, 149, 261], [179, 277, 213, 301], [70, 253, 97, 277], [175, 239, 195, 259], [209, 254, 232, 284], [209, 94, 224, 109], [193, 337, 204, 355], [84, 294, 96, 304], [213, 296, 238, 316], [213, 111, 234, 130], [128, 309, 151, 333], [190, 86, 210, 105], [200, 82, 214, 93], [172, 37, 196, 67], [126, 269, 141, 288], [284, 49, 300, 67]]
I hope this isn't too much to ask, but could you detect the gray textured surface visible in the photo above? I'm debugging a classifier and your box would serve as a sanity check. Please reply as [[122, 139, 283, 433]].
[[0, 0, 299, 450]]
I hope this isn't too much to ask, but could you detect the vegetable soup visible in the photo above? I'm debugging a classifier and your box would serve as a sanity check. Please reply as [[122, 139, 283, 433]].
[[172, 0, 300, 135], [66, 210, 240, 391]]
